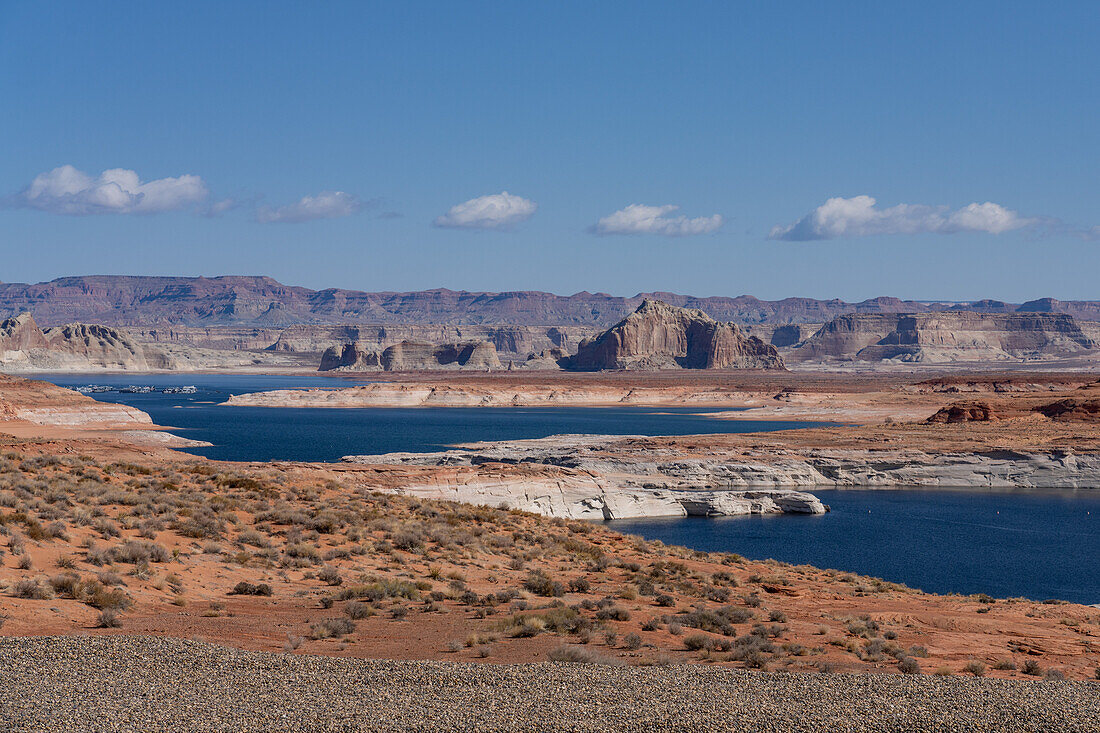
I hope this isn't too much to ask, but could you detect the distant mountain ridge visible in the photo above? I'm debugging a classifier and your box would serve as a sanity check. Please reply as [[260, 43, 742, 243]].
[[1, 275, 1099, 327]]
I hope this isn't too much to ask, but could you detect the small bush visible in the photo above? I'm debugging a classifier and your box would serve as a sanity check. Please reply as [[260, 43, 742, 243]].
[[12, 579, 53, 600], [993, 659, 1017, 671], [310, 617, 356, 639], [96, 609, 122, 628], [623, 632, 642, 650], [1022, 659, 1042, 676], [684, 633, 715, 652], [230, 581, 273, 596], [524, 572, 565, 597], [547, 645, 615, 665], [1042, 668, 1065, 682], [344, 600, 373, 619], [964, 660, 986, 677], [318, 566, 343, 586], [898, 657, 921, 674]]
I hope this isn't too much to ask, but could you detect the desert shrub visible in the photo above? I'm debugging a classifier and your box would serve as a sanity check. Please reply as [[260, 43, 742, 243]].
[[1043, 668, 1065, 682], [391, 530, 425, 552], [595, 605, 630, 622], [317, 566, 343, 586], [230, 581, 273, 596], [110, 540, 170, 564], [175, 509, 225, 539], [964, 660, 986, 677], [96, 609, 122, 628], [1022, 659, 1043, 676], [237, 529, 271, 548], [654, 594, 675, 607], [524, 572, 565, 597], [898, 657, 922, 674], [310, 617, 356, 639], [684, 633, 715, 652], [568, 577, 591, 593], [993, 659, 1017, 671], [547, 645, 615, 665], [768, 610, 788, 623], [497, 607, 583, 638], [344, 601, 373, 619], [11, 579, 52, 600], [623, 632, 642, 650]]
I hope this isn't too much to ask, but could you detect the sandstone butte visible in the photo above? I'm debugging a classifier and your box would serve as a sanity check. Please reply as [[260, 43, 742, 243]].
[[567, 299, 784, 371], [0, 372, 1098, 680]]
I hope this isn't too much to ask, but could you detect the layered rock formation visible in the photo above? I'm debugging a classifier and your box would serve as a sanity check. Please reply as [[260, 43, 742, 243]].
[[319, 340, 501, 372], [342, 435, 825, 520], [568, 300, 784, 371], [273, 324, 592, 359], [0, 312, 306, 372], [344, 433, 1100, 496], [7, 275, 1100, 327], [0, 313, 154, 371], [790, 312, 1097, 364]]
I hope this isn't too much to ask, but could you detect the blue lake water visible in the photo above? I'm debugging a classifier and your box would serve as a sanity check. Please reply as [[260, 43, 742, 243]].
[[30, 373, 1100, 603], [32, 374, 816, 462], [614, 489, 1100, 604]]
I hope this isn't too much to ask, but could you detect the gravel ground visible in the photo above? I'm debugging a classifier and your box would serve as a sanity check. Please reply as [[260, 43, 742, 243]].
[[1, 636, 1097, 732]]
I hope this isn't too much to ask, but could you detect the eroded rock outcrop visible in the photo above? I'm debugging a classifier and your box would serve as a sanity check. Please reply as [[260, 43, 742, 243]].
[[568, 300, 784, 371], [927, 401, 997, 423], [1034, 398, 1100, 422]]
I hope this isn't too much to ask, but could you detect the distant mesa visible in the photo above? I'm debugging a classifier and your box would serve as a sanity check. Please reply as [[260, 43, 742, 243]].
[[6, 275, 1100, 328], [566, 299, 785, 371]]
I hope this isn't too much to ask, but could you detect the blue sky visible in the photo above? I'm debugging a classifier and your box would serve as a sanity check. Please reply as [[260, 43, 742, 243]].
[[2, 1, 1098, 301]]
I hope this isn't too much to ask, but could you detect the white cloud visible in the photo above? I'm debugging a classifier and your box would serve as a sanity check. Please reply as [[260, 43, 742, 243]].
[[593, 204, 724, 236], [16, 165, 208, 215], [433, 191, 537, 230], [769, 195, 1035, 241], [257, 191, 364, 223]]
